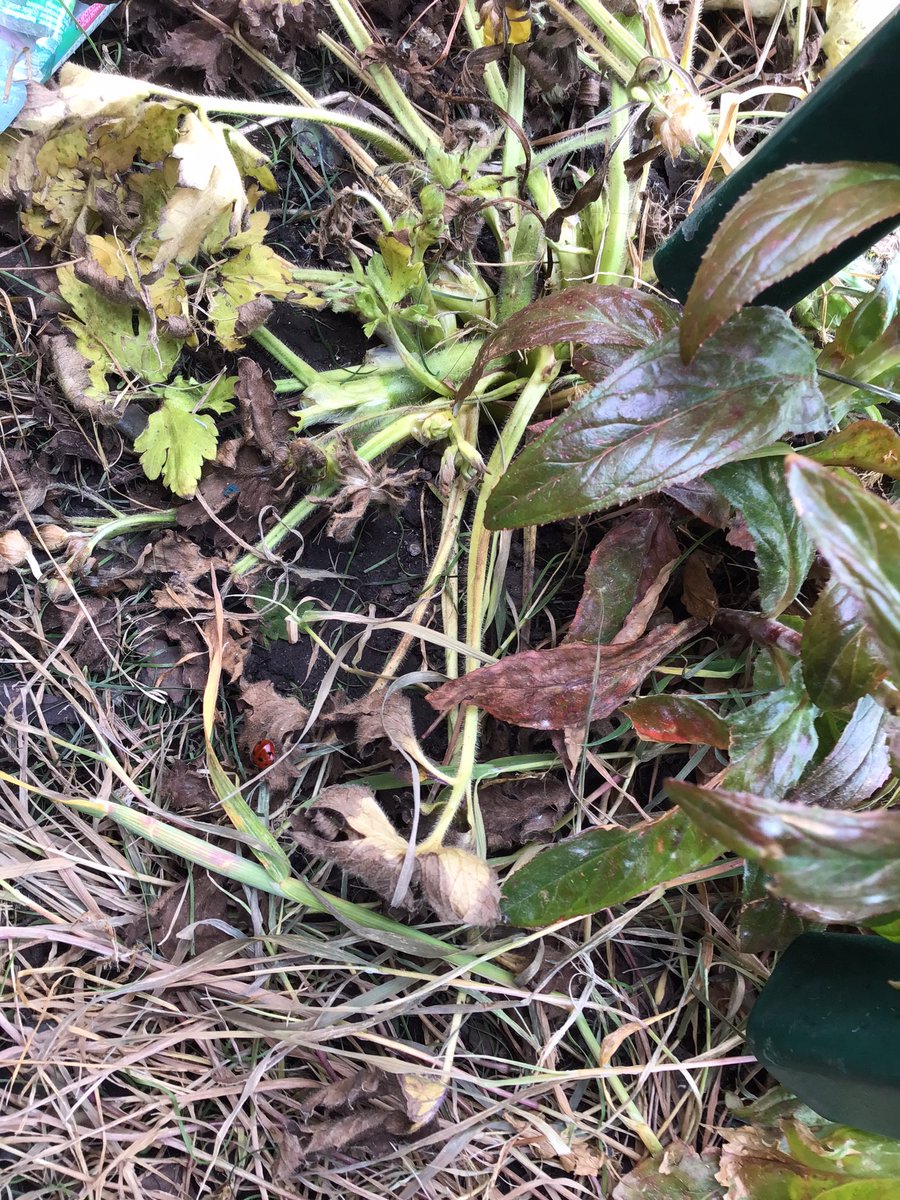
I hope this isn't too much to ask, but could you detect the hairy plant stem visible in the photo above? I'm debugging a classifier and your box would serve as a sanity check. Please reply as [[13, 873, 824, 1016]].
[[419, 348, 559, 852]]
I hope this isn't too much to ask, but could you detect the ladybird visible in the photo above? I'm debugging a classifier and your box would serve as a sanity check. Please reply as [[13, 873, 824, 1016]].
[[251, 738, 277, 769]]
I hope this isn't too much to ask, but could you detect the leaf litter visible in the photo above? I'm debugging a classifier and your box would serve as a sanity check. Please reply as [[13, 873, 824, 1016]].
[[1, 6, 899, 1199]]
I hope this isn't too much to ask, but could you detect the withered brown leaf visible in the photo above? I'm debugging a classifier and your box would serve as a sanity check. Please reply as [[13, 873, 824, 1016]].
[[428, 620, 702, 730]]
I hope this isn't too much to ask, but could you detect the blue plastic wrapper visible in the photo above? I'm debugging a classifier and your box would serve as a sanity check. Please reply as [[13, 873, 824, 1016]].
[[0, 1, 118, 132]]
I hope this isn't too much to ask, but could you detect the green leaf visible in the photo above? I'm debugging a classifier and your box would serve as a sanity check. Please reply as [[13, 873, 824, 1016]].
[[680, 162, 900, 360], [668, 779, 900, 922], [501, 808, 721, 926], [486, 308, 827, 530], [135, 378, 233, 498], [455, 283, 680, 401], [788, 697, 893, 809], [708, 456, 813, 616], [626, 695, 730, 748], [800, 420, 900, 481], [724, 667, 819, 797], [802, 581, 886, 710], [613, 1146, 724, 1199], [787, 456, 900, 685]]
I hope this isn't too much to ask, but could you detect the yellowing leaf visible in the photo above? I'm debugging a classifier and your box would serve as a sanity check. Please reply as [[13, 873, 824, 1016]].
[[57, 266, 182, 401], [154, 111, 248, 266], [207, 242, 319, 350], [134, 378, 231, 498], [418, 845, 501, 925]]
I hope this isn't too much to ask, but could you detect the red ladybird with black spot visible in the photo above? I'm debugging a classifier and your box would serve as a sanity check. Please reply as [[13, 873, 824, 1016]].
[[251, 738, 277, 769]]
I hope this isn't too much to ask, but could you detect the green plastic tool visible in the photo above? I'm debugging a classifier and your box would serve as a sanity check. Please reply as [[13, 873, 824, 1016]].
[[746, 932, 900, 1138], [653, 7, 900, 307]]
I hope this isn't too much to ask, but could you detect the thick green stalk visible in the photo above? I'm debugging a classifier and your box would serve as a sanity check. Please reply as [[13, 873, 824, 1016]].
[[420, 348, 559, 851], [595, 78, 631, 286], [252, 327, 319, 388]]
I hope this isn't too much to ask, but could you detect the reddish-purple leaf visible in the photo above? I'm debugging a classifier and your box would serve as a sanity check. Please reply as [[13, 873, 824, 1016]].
[[566, 509, 679, 645], [668, 778, 900, 922], [455, 284, 679, 402], [801, 419, 900, 481], [680, 162, 900, 361], [570, 293, 680, 383], [485, 308, 827, 530], [788, 696, 893, 809], [662, 478, 731, 527], [626, 695, 730, 749], [427, 620, 701, 731]]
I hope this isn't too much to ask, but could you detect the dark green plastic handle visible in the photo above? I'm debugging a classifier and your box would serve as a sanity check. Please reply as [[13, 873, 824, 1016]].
[[653, 8, 900, 307], [747, 932, 900, 1138]]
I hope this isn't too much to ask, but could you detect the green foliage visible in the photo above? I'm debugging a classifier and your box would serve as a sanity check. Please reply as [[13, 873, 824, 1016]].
[[135, 376, 235, 498]]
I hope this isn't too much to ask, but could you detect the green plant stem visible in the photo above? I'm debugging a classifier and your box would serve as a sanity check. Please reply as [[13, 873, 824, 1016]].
[[420, 348, 559, 851], [501, 54, 527, 206], [52, 791, 513, 982], [568, 0, 651, 72], [530, 126, 611, 169], [595, 82, 631, 285], [543, 0, 637, 83], [82, 508, 178, 552], [230, 411, 443, 578], [327, 0, 443, 155], [146, 78, 415, 163], [252, 327, 319, 388], [463, 1, 508, 109]]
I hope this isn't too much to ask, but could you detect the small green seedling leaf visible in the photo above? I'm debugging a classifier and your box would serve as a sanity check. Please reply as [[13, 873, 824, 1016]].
[[680, 161, 900, 360], [486, 308, 827, 529], [135, 376, 235, 498], [668, 779, 900, 923], [787, 455, 900, 685], [501, 808, 721, 926], [708, 457, 813, 617]]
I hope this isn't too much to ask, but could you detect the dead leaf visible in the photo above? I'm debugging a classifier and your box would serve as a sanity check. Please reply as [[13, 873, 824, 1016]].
[[510, 1119, 603, 1177], [428, 621, 702, 730], [135, 616, 208, 700], [419, 845, 501, 925], [237, 676, 308, 789], [235, 357, 290, 463], [160, 761, 215, 814], [158, 22, 234, 91], [567, 509, 679, 645], [122, 872, 230, 957], [294, 1065, 446, 1163], [315, 437, 421, 542], [291, 783, 412, 910], [49, 596, 118, 671], [271, 1119, 304, 1184], [477, 777, 569, 850], [681, 552, 719, 623], [613, 1142, 724, 1199], [147, 530, 226, 581]]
